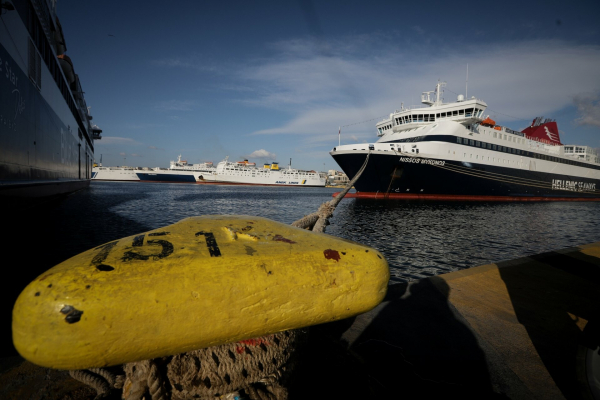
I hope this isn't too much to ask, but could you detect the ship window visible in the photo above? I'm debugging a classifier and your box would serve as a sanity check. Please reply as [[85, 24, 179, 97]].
[[469, 139, 474, 146], [457, 137, 462, 144], [436, 113, 440, 118], [453, 111, 458, 116], [493, 132, 497, 138], [441, 112, 446, 118], [487, 143, 492, 149], [459, 109, 464, 115], [476, 141, 480, 147], [466, 108, 474, 117]]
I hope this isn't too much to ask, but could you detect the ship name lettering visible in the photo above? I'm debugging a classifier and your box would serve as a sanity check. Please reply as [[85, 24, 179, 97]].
[[399, 157, 445, 166], [4, 59, 18, 88], [551, 179, 596, 192]]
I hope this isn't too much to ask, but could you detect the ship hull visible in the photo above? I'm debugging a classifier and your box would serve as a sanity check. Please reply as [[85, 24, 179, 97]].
[[94, 164, 326, 186], [332, 152, 600, 200], [1, 6, 95, 201]]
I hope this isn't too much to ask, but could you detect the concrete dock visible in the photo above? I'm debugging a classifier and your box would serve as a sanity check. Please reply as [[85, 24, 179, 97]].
[[297, 241, 600, 399], [1, 242, 599, 399]]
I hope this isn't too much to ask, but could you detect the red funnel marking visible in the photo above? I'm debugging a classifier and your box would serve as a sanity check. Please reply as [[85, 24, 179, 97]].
[[521, 120, 562, 145]]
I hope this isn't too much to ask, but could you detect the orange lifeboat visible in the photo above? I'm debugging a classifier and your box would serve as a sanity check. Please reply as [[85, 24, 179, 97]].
[[481, 117, 496, 127]]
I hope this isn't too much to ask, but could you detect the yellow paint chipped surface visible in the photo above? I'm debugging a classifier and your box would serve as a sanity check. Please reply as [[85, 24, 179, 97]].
[[12, 216, 389, 370]]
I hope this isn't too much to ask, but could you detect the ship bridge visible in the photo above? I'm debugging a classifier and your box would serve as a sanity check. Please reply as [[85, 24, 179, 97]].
[[376, 82, 488, 137]]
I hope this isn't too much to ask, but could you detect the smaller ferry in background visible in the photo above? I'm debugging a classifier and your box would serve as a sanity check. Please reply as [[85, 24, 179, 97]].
[[93, 155, 327, 187]]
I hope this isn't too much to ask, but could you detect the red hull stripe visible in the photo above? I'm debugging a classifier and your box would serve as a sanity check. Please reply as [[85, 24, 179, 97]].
[[334, 192, 600, 202]]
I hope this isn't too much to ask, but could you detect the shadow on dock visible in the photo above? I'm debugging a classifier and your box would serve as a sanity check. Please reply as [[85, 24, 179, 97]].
[[295, 242, 600, 399]]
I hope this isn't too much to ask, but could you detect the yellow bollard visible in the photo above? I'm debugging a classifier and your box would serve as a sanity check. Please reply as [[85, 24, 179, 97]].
[[13, 215, 389, 370]]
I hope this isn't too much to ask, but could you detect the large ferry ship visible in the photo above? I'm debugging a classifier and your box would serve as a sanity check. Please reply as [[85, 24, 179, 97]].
[[330, 82, 600, 201], [0, 1, 101, 200], [93, 155, 327, 187]]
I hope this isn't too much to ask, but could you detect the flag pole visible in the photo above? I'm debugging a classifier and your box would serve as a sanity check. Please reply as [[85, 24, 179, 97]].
[[338, 126, 341, 146]]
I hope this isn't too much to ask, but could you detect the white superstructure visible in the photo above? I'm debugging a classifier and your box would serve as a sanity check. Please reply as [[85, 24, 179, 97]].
[[330, 82, 600, 199]]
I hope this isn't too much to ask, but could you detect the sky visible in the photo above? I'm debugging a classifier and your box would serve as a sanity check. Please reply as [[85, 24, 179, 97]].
[[58, 0, 600, 171]]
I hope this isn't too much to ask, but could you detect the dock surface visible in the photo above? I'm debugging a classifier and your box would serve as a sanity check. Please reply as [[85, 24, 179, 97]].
[[2, 242, 599, 399], [301, 241, 600, 399]]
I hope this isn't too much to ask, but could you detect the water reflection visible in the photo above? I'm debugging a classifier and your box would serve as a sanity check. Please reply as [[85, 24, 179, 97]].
[[327, 199, 600, 282], [80, 183, 600, 283]]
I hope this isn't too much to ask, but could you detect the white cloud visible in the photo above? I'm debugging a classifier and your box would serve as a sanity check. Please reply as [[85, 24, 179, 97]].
[[573, 92, 600, 128], [245, 149, 277, 160], [235, 37, 600, 137]]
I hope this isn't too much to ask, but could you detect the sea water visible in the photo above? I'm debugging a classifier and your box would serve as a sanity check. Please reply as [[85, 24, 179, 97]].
[[2, 181, 600, 355]]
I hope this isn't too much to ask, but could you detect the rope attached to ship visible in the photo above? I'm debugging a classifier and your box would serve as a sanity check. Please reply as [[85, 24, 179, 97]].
[[291, 151, 371, 232], [68, 152, 372, 400]]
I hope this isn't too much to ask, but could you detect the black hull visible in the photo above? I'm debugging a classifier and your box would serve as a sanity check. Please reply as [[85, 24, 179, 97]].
[[332, 152, 600, 200], [1, 13, 94, 200], [136, 173, 197, 183]]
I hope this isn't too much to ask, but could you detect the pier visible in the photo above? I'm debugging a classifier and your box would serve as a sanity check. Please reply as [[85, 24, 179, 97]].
[[2, 241, 599, 399]]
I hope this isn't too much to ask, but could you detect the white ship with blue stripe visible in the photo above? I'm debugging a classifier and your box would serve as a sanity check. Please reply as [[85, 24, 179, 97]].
[[93, 155, 326, 187]]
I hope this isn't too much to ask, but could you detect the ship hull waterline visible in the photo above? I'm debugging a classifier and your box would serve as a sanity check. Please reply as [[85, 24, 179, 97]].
[[332, 152, 600, 201]]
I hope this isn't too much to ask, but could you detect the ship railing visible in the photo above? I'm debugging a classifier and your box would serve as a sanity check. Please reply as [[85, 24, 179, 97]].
[[31, 0, 56, 50]]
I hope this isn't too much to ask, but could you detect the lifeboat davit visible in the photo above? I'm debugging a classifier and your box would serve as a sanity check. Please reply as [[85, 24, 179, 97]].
[[57, 54, 75, 85]]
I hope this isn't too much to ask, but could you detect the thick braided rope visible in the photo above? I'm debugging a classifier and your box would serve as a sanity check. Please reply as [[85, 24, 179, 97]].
[[148, 361, 168, 400], [165, 329, 306, 399], [293, 151, 371, 233], [88, 367, 124, 389], [120, 329, 306, 400], [68, 369, 111, 399]]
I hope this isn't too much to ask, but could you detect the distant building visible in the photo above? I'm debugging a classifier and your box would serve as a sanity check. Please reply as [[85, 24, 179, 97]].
[[327, 170, 349, 186]]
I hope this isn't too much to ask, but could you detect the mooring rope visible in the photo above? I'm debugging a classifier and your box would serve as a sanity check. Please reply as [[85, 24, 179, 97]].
[[292, 150, 371, 233]]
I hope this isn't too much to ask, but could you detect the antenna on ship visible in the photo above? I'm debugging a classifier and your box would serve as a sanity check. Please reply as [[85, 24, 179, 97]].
[[466, 64, 469, 99]]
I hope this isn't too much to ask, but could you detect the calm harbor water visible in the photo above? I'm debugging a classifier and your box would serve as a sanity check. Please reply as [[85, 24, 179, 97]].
[[18, 181, 600, 281], [2, 181, 600, 355]]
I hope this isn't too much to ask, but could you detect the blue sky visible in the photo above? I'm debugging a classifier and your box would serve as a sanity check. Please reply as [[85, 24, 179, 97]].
[[58, 0, 600, 171]]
